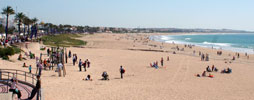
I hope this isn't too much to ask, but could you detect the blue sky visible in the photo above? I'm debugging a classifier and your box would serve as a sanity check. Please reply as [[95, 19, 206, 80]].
[[1, 0, 254, 31]]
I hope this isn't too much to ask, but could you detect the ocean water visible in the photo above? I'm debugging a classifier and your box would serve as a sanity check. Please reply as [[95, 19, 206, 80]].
[[150, 33, 254, 54]]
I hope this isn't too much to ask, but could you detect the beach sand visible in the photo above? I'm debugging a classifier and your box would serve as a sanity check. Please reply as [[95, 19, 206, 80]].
[[1, 33, 254, 100]]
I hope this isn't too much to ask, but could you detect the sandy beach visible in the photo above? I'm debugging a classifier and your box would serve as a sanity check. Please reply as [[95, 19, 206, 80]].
[[1, 33, 254, 100]]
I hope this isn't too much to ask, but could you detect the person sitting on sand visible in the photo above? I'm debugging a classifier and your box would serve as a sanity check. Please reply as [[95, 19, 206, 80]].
[[102, 71, 109, 80], [214, 67, 218, 72], [211, 65, 214, 71], [196, 74, 201, 77], [232, 56, 235, 60], [206, 66, 212, 72], [202, 71, 206, 77], [18, 54, 22, 60], [84, 75, 92, 81], [23, 63, 28, 67], [221, 68, 232, 74], [227, 68, 232, 73]]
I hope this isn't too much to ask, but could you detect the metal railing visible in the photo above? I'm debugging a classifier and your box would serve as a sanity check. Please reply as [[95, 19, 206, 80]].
[[0, 69, 43, 100]]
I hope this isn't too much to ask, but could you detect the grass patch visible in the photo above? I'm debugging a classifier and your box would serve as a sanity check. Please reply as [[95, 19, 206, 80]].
[[41, 33, 86, 47]]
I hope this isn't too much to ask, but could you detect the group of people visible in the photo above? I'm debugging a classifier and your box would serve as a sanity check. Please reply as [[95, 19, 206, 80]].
[[221, 68, 232, 74], [150, 57, 168, 69], [196, 65, 232, 78], [196, 65, 218, 78], [0, 35, 29, 47], [200, 53, 209, 61], [78, 59, 91, 72], [83, 65, 125, 81]]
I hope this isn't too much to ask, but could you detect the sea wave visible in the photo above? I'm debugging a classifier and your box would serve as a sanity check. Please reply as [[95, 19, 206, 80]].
[[202, 41, 231, 47]]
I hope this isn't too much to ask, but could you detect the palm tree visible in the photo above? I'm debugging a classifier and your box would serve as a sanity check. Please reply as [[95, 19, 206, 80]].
[[23, 16, 32, 36], [1, 6, 15, 39], [31, 17, 38, 25], [15, 12, 25, 36]]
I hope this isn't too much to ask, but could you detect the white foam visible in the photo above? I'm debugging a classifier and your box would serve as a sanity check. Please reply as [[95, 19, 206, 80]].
[[202, 41, 231, 47], [185, 38, 191, 40]]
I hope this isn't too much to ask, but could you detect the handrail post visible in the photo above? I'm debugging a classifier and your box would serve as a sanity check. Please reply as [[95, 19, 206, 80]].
[[32, 74, 34, 85], [7, 72, 9, 93], [25, 72, 27, 82], [16, 70, 18, 78], [0, 69, 2, 80]]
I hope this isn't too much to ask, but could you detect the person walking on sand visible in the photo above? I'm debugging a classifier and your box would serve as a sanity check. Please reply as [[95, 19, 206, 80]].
[[27, 75, 41, 100], [38, 62, 43, 76], [120, 66, 125, 79], [47, 48, 50, 56], [83, 60, 87, 72], [87, 59, 90, 68], [73, 55, 76, 66], [58, 62, 63, 77], [161, 57, 164, 66], [9, 78, 22, 99], [78, 59, 82, 71], [68, 50, 71, 58]]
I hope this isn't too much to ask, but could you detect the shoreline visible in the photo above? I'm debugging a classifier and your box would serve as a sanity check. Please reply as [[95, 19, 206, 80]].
[[147, 33, 254, 55]]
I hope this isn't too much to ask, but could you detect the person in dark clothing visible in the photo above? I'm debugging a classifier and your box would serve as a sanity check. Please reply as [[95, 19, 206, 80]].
[[47, 48, 50, 56], [120, 66, 125, 79], [78, 59, 82, 71], [87, 60, 90, 68], [27, 75, 41, 100], [83, 60, 87, 72], [102, 71, 109, 80], [160, 57, 164, 66], [68, 50, 71, 58]]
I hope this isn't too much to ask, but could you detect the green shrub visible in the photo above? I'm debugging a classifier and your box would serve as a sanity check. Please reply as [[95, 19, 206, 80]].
[[0, 46, 16, 60]]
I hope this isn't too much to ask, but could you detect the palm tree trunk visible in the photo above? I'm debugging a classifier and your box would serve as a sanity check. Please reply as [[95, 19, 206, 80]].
[[28, 24, 30, 36], [5, 15, 9, 40], [18, 21, 21, 36], [24, 24, 26, 35]]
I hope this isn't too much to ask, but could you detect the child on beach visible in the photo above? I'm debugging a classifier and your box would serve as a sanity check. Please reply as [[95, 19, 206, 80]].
[[23, 63, 28, 67], [29, 65, 32, 73]]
